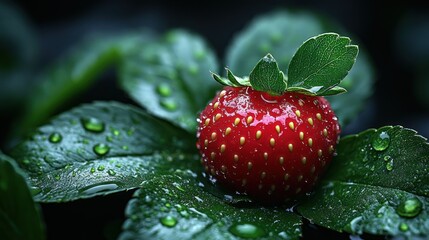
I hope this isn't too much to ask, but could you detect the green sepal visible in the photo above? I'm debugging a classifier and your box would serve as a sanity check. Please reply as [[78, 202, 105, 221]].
[[287, 85, 347, 96], [249, 53, 287, 96], [226, 68, 251, 86], [211, 68, 250, 88], [211, 72, 233, 86], [287, 32, 358, 95]]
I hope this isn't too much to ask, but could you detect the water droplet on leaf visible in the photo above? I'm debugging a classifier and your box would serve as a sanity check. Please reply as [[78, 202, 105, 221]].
[[396, 197, 423, 218], [193, 50, 206, 60], [386, 158, 394, 171], [81, 117, 105, 133], [93, 143, 110, 156], [188, 64, 199, 75], [229, 223, 266, 238], [259, 43, 271, 53], [371, 131, 390, 151], [399, 222, 409, 232], [160, 99, 178, 111], [79, 182, 119, 195], [160, 216, 178, 228], [49, 132, 62, 143], [156, 83, 172, 97], [97, 165, 105, 171], [107, 169, 116, 176]]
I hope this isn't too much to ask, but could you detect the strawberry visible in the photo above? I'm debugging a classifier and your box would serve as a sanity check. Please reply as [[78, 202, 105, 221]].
[[196, 86, 340, 203], [195, 50, 354, 203]]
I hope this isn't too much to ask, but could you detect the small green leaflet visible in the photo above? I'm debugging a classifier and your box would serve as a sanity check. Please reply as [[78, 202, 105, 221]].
[[0, 151, 45, 240], [211, 68, 250, 87], [287, 33, 358, 95], [249, 53, 286, 96], [119, 162, 302, 240], [298, 126, 429, 239], [9, 101, 196, 202]]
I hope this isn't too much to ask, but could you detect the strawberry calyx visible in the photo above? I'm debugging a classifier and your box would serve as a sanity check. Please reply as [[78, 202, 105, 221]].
[[213, 33, 358, 97], [212, 53, 346, 97]]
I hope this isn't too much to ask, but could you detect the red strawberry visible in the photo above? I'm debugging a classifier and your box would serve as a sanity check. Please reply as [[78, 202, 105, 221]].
[[196, 86, 340, 203]]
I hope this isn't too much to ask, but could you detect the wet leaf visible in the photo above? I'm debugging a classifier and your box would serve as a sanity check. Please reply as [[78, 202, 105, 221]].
[[119, 161, 302, 240], [9, 101, 195, 202], [298, 126, 429, 239]]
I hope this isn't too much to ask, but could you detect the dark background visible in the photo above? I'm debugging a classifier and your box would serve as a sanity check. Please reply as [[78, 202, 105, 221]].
[[2, 0, 429, 239]]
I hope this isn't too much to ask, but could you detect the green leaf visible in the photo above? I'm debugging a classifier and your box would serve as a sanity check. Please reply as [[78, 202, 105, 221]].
[[225, 10, 374, 127], [0, 151, 45, 240], [249, 54, 286, 95], [119, 160, 302, 240], [326, 50, 375, 126], [119, 29, 219, 132], [287, 33, 358, 95], [9, 101, 196, 202], [16, 32, 154, 136], [298, 126, 429, 238]]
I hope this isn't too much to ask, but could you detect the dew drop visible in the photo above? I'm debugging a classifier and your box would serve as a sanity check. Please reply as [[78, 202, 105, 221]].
[[259, 43, 271, 53], [93, 143, 110, 156], [79, 182, 119, 195], [160, 216, 178, 228], [156, 83, 172, 97], [48, 132, 62, 143], [90, 167, 96, 173], [81, 117, 105, 133], [107, 169, 116, 176], [174, 204, 184, 211], [188, 64, 199, 75], [386, 158, 394, 171], [113, 129, 120, 136], [160, 99, 178, 111], [193, 50, 206, 60], [229, 223, 266, 238], [371, 131, 390, 151], [179, 210, 189, 218], [399, 222, 409, 232], [396, 197, 423, 218], [270, 32, 282, 43], [97, 165, 105, 171]]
